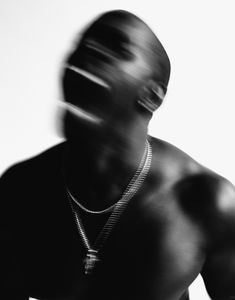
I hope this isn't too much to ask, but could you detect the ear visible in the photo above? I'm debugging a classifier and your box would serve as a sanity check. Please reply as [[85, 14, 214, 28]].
[[137, 79, 166, 113]]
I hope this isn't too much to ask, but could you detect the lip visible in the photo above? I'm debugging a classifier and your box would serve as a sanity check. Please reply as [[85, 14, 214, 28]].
[[65, 63, 111, 90]]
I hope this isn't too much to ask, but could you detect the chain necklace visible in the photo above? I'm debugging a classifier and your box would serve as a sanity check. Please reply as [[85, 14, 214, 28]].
[[67, 140, 150, 214], [67, 140, 152, 275], [67, 189, 116, 214]]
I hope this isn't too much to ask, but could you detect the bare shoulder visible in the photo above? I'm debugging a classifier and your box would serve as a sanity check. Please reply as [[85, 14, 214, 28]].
[[149, 136, 204, 180], [149, 136, 235, 238]]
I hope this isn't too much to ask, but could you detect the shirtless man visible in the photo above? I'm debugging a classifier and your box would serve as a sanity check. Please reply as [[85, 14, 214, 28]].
[[1, 9, 235, 300]]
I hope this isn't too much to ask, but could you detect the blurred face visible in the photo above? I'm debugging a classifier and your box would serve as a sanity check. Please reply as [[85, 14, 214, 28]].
[[62, 13, 166, 137]]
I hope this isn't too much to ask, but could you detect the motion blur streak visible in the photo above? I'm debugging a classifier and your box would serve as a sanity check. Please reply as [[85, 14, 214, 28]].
[[59, 101, 103, 125], [65, 64, 111, 90]]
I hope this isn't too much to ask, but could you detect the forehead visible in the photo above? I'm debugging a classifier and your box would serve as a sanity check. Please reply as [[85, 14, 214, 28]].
[[82, 14, 155, 48]]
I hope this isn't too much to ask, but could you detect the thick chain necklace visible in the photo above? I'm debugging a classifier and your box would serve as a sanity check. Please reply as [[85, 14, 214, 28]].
[[67, 140, 152, 275]]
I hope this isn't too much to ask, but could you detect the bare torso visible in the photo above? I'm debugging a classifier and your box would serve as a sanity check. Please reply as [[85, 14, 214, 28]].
[[61, 138, 206, 300], [1, 138, 224, 299]]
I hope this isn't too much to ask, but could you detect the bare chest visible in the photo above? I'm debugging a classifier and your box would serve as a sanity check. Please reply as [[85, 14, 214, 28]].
[[28, 187, 206, 300], [88, 195, 205, 299]]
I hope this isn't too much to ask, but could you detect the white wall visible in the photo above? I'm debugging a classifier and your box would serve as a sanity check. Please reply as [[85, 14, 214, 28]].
[[1, 1, 235, 299]]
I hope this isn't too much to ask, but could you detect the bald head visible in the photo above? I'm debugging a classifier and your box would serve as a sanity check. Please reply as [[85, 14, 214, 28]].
[[69, 10, 170, 89], [62, 9, 171, 135], [89, 10, 170, 85]]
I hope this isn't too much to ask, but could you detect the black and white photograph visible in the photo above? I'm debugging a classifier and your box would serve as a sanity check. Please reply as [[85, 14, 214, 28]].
[[1, 1, 235, 299]]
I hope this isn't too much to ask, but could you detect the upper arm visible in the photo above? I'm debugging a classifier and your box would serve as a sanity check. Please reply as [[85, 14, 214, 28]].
[[0, 168, 29, 299], [201, 178, 235, 299]]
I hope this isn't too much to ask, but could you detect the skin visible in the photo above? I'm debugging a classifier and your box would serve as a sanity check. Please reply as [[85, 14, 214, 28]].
[[1, 9, 235, 300], [60, 10, 235, 300]]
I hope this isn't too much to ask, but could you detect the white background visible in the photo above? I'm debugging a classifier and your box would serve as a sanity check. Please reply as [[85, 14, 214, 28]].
[[1, 1, 235, 299]]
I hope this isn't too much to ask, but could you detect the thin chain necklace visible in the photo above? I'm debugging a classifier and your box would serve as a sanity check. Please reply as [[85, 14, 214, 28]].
[[67, 189, 115, 214], [67, 141, 149, 214], [67, 140, 152, 275]]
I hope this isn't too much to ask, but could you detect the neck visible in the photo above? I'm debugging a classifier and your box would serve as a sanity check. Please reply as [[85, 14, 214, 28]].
[[63, 122, 149, 209], [67, 129, 148, 173]]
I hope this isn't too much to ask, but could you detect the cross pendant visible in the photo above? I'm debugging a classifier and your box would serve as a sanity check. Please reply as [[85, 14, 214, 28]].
[[84, 249, 100, 275]]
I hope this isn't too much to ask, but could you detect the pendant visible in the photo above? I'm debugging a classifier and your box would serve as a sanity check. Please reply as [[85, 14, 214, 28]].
[[84, 249, 100, 275]]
